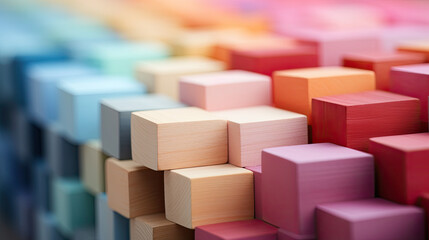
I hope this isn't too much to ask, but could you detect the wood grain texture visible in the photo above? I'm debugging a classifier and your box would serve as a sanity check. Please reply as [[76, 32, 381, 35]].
[[245, 166, 262, 220], [80, 140, 108, 195]]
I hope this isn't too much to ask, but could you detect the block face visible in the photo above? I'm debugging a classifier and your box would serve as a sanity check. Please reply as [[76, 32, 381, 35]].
[[100, 104, 121, 158], [397, 41, 429, 61], [245, 166, 262, 220], [80, 140, 107, 195], [113, 212, 130, 240]]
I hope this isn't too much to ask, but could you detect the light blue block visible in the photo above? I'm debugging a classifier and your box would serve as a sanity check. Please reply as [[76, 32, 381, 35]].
[[96, 193, 114, 240], [36, 211, 67, 240]]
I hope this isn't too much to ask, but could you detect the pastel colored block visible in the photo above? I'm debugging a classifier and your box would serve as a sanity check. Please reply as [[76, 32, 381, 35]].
[[72, 228, 96, 240], [195, 219, 277, 240], [80, 140, 108, 195], [179, 70, 271, 111], [245, 166, 262, 220], [33, 161, 51, 211], [58, 76, 146, 143], [343, 52, 426, 90], [317, 198, 425, 240], [397, 41, 429, 62], [165, 164, 254, 229], [278, 229, 315, 240], [130, 213, 194, 240], [136, 56, 225, 100], [273, 67, 375, 124], [214, 106, 307, 167], [262, 143, 374, 237], [312, 91, 421, 152], [106, 158, 164, 218], [131, 107, 227, 170], [36, 211, 67, 240], [369, 133, 429, 205], [101, 94, 186, 160], [96, 193, 114, 240]]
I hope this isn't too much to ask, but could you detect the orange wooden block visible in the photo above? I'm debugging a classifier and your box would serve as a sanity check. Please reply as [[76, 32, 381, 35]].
[[397, 41, 429, 62]]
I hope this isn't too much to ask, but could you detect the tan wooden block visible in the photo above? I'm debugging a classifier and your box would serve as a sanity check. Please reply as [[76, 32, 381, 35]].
[[131, 107, 227, 171], [164, 164, 254, 229], [106, 158, 164, 218], [130, 213, 194, 240], [80, 140, 108, 195]]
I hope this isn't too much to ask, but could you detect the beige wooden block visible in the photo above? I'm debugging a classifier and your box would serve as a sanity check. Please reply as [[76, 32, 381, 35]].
[[214, 106, 308, 167], [164, 164, 254, 229], [131, 107, 227, 171], [130, 213, 194, 240], [80, 140, 108, 195], [106, 158, 164, 218]]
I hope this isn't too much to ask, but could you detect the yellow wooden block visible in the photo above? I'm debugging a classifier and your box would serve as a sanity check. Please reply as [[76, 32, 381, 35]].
[[80, 140, 108, 195]]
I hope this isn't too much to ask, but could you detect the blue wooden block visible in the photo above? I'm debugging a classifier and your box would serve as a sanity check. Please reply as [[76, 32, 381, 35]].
[[14, 190, 34, 240], [73, 227, 96, 240], [96, 193, 114, 240], [36, 211, 67, 240], [33, 160, 51, 212], [58, 76, 146, 143], [114, 212, 130, 240], [100, 94, 186, 159]]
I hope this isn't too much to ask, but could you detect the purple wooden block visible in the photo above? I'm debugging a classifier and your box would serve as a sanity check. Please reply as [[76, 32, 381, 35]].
[[245, 165, 262, 220], [317, 198, 425, 240]]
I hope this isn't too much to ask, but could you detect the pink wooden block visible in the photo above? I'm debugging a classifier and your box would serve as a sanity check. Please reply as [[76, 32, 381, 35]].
[[245, 166, 262, 220], [195, 219, 277, 240], [278, 229, 315, 240], [262, 143, 374, 238], [317, 198, 425, 240], [179, 70, 272, 111]]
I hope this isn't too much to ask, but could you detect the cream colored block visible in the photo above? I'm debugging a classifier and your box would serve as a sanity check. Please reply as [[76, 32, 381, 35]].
[[80, 140, 108, 195]]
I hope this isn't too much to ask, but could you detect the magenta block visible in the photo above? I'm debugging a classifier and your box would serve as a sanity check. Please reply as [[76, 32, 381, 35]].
[[195, 219, 277, 240], [278, 229, 315, 240], [317, 198, 425, 240], [246, 166, 262, 220], [262, 143, 374, 237]]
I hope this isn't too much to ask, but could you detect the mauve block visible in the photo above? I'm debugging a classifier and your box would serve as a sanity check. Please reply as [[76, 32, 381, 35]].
[[418, 193, 429, 240], [245, 166, 262, 220], [278, 229, 315, 240]]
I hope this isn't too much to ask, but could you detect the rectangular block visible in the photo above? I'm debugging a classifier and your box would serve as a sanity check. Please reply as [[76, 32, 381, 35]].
[[15, 190, 34, 240], [96, 193, 114, 240], [278, 229, 315, 240], [245, 166, 262, 220], [131, 107, 227, 170], [165, 164, 254, 229], [397, 41, 429, 62], [214, 106, 307, 167], [262, 143, 374, 237], [274, 67, 375, 124], [179, 70, 271, 111], [106, 158, 164, 218], [72, 228, 96, 240], [36, 211, 67, 240], [33, 160, 51, 212], [313, 91, 421, 152], [80, 140, 108, 195], [418, 193, 429, 240], [113, 212, 130, 240]]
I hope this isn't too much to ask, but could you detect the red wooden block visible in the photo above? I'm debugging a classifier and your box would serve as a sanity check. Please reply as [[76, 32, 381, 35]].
[[418, 193, 429, 240], [369, 133, 429, 205], [245, 166, 262, 220], [312, 90, 421, 152]]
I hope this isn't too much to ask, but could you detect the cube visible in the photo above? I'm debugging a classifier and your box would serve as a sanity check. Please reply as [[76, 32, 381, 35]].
[[397, 40, 429, 62], [214, 106, 307, 167], [79, 140, 108, 195], [245, 166, 262, 220], [262, 143, 374, 237], [317, 198, 425, 240], [165, 164, 254, 229], [131, 107, 227, 170], [313, 91, 421, 152], [179, 70, 271, 111], [274, 67, 375, 124]]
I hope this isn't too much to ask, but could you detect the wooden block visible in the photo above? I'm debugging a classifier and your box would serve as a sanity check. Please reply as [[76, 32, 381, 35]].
[[131, 107, 227, 170], [33, 161, 51, 212], [343, 51, 426, 90], [417, 193, 429, 240], [369, 133, 429, 205], [36, 211, 67, 240], [277, 229, 315, 240], [195, 219, 277, 240], [397, 40, 429, 62], [179, 70, 271, 111], [245, 166, 262, 220], [80, 140, 108, 195], [113, 212, 130, 240], [130, 213, 194, 240], [136, 57, 225, 100], [15, 190, 34, 240], [164, 164, 254, 229], [72, 228, 96, 240], [96, 193, 114, 240], [101, 94, 186, 160], [317, 198, 425, 240], [214, 106, 307, 167], [262, 143, 374, 237], [106, 158, 164, 218], [273, 67, 375, 124], [312, 91, 421, 152]]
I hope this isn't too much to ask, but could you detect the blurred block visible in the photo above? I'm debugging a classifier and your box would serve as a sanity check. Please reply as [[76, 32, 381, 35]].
[[179, 70, 271, 111], [58, 76, 146, 143], [214, 106, 307, 167], [343, 52, 426, 90], [277, 229, 315, 240], [418, 193, 429, 239], [165, 164, 254, 229], [36, 211, 67, 240], [131, 107, 227, 170], [15, 191, 34, 240], [130, 213, 194, 240], [262, 143, 374, 237], [245, 166, 262, 220], [273, 67, 375, 124], [317, 199, 425, 240], [195, 219, 277, 240], [73, 228, 96, 240], [397, 41, 429, 62], [96, 193, 114, 240], [113, 212, 130, 240], [101, 94, 186, 160], [378, 26, 429, 52], [33, 161, 51, 211], [80, 140, 108, 195], [53, 178, 95, 237], [312, 91, 421, 152], [369, 133, 429, 205], [136, 56, 225, 100], [106, 158, 164, 218]]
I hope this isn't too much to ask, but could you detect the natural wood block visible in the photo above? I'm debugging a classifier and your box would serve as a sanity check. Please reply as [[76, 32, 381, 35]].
[[130, 213, 194, 240], [80, 140, 108, 195], [179, 70, 271, 111], [136, 57, 225, 100], [273, 67, 375, 124], [317, 199, 425, 240], [262, 143, 374, 237], [313, 91, 422, 152], [343, 51, 426, 90], [214, 106, 307, 167], [397, 40, 429, 62], [245, 166, 262, 220], [164, 164, 254, 229], [106, 158, 164, 218], [131, 107, 227, 170]]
